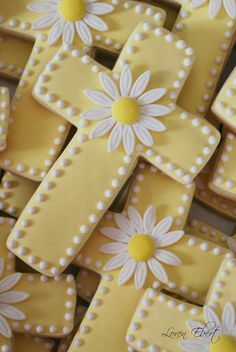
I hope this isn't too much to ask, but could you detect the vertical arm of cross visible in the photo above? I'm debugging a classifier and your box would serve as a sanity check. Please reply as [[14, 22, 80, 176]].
[[0, 87, 10, 151], [172, 0, 236, 116]]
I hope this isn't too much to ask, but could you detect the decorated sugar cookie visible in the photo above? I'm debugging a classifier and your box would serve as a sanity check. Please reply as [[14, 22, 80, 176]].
[[0, 33, 33, 81], [15, 334, 55, 352], [57, 162, 234, 352], [0, 217, 76, 352], [212, 68, 236, 131], [0, 0, 164, 181], [0, 87, 10, 151], [172, 0, 236, 117], [76, 270, 100, 303], [209, 132, 236, 201], [195, 154, 236, 219], [186, 219, 236, 253], [126, 257, 236, 352], [9, 23, 220, 275], [0, 172, 39, 217]]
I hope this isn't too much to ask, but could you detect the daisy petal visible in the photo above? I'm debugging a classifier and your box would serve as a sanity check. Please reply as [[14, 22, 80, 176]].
[[191, 0, 207, 8], [107, 124, 123, 152], [80, 107, 111, 120], [120, 65, 132, 97], [119, 259, 137, 285], [134, 262, 147, 289], [133, 123, 153, 147], [187, 320, 205, 333], [0, 273, 22, 293], [84, 89, 113, 106], [204, 306, 221, 328], [127, 206, 143, 233], [223, 0, 236, 18], [0, 314, 11, 338], [27, 2, 56, 13], [139, 116, 166, 132], [0, 291, 29, 304], [141, 104, 171, 117], [114, 213, 135, 235], [84, 14, 108, 31], [227, 237, 236, 254], [87, 3, 114, 15], [100, 227, 130, 242], [179, 339, 209, 352], [0, 259, 4, 279], [86, 0, 97, 3], [99, 72, 120, 100], [156, 230, 184, 248], [130, 71, 150, 98], [90, 118, 116, 138], [32, 14, 58, 30], [152, 216, 173, 239], [48, 19, 65, 46], [137, 88, 167, 105], [155, 249, 182, 266], [103, 252, 129, 271], [209, 0, 222, 18], [143, 205, 156, 233], [0, 304, 25, 320], [75, 20, 92, 46], [123, 125, 135, 155], [222, 303, 235, 332], [99, 242, 128, 254], [62, 22, 75, 45], [147, 257, 168, 284]]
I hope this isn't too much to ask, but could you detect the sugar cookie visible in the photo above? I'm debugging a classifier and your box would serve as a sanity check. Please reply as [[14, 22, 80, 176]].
[[0, 217, 76, 352], [15, 334, 55, 352], [0, 87, 10, 151], [0, 0, 165, 180], [9, 23, 220, 275], [209, 132, 236, 201], [76, 270, 100, 303], [0, 172, 39, 217], [173, 0, 236, 117], [212, 67, 236, 132]]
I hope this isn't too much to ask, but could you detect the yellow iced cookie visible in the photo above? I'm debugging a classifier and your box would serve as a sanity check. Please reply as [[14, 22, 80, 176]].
[[57, 306, 87, 352], [76, 270, 100, 303], [0, 217, 76, 352], [0, 172, 39, 217], [172, 0, 236, 117], [15, 334, 55, 352], [0, 32, 33, 81], [0, 0, 165, 181], [186, 219, 236, 252], [0, 87, 10, 151], [9, 23, 220, 275], [195, 154, 236, 219], [212, 68, 236, 131], [209, 132, 236, 201]]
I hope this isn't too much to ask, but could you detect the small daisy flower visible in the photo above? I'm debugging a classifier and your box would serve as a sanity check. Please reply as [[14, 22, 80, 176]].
[[191, 0, 236, 20], [81, 64, 171, 155], [0, 259, 29, 338], [179, 303, 236, 352], [27, 0, 114, 46], [99, 205, 184, 289]]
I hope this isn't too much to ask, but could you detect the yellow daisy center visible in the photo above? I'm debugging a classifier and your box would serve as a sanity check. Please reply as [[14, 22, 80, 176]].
[[210, 335, 236, 352], [128, 235, 155, 262], [112, 97, 140, 125], [58, 0, 86, 21]]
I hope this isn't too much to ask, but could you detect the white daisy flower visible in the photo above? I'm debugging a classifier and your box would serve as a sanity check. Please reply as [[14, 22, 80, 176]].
[[191, 0, 236, 20], [81, 64, 171, 155], [99, 205, 184, 289], [179, 303, 236, 352], [0, 259, 29, 338], [27, 0, 114, 46]]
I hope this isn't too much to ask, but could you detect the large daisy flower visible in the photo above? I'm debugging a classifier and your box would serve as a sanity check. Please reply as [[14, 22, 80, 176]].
[[179, 303, 236, 352], [99, 205, 184, 289], [27, 0, 114, 46], [191, 0, 236, 20], [81, 64, 171, 155], [0, 259, 29, 338]]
